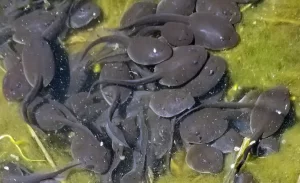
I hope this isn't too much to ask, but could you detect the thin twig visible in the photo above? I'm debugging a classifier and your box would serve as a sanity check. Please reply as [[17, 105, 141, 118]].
[[0, 65, 6, 73], [257, 17, 300, 26], [241, 4, 253, 12], [26, 125, 57, 169]]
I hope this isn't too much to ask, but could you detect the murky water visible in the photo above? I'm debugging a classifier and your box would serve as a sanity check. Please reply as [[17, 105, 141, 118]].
[[1, 0, 300, 183]]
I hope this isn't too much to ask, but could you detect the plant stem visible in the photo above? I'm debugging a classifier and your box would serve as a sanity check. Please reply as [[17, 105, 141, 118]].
[[241, 4, 253, 12], [26, 125, 57, 169]]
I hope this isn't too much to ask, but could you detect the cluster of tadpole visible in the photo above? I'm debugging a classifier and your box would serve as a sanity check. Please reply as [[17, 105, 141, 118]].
[[0, 0, 293, 183]]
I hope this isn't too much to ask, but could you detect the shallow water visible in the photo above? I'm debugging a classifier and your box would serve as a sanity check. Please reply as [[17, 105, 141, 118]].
[[1, 0, 300, 182]]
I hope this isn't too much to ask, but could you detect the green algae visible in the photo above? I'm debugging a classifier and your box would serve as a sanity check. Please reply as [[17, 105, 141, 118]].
[[1, 0, 300, 182]]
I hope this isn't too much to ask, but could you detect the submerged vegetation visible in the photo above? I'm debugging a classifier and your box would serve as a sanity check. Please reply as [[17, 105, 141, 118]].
[[1, 0, 300, 182]]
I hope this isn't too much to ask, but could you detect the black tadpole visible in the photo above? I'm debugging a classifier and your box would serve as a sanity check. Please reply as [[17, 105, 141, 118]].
[[176, 101, 255, 123]]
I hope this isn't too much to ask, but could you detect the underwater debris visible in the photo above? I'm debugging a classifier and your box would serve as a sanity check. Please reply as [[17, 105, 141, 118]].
[[0, 134, 45, 162], [26, 125, 56, 169]]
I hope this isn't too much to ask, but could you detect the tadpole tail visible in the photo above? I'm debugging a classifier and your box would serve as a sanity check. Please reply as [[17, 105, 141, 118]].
[[116, 14, 189, 31], [93, 44, 120, 59], [37, 161, 81, 181], [79, 35, 130, 62], [128, 62, 153, 77], [120, 111, 148, 183], [120, 151, 145, 183], [89, 52, 130, 67], [108, 89, 121, 121], [136, 109, 148, 154], [102, 143, 124, 182], [105, 89, 130, 148], [91, 72, 162, 90], [134, 26, 161, 37], [164, 118, 176, 173], [21, 75, 43, 125]]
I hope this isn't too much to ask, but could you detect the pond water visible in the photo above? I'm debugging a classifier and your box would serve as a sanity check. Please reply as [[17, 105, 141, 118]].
[[1, 0, 300, 183]]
